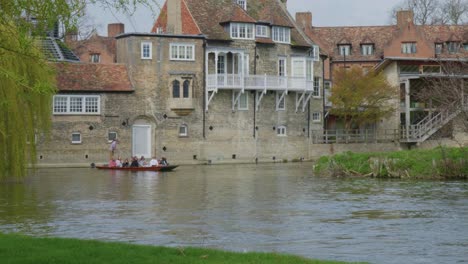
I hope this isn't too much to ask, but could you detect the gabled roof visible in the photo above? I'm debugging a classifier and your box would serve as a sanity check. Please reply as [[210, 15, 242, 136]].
[[151, 0, 201, 35], [152, 0, 310, 47], [56, 63, 133, 92]]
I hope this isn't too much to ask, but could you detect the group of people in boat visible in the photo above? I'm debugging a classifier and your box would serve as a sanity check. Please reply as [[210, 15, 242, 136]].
[[108, 138, 168, 168], [108, 156, 169, 168]]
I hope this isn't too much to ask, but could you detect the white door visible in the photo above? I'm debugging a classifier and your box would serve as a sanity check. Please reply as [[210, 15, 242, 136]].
[[132, 125, 151, 158]]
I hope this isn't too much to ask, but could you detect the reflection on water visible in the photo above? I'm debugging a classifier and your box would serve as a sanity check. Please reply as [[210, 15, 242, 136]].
[[1, 163, 467, 264]]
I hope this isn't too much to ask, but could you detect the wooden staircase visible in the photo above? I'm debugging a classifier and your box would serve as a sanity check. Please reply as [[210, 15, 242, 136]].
[[401, 95, 468, 143]]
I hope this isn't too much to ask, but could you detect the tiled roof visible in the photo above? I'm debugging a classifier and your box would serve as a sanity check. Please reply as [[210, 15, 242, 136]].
[[56, 63, 133, 92], [152, 0, 310, 46], [151, 1, 201, 35]]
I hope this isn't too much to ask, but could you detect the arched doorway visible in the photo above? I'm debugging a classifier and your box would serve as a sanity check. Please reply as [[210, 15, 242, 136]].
[[132, 123, 152, 158]]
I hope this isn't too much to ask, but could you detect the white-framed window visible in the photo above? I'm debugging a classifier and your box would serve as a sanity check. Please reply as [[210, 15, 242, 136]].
[[278, 57, 287, 77], [256, 25, 269, 38], [108, 131, 117, 142], [311, 45, 320, 61], [361, 44, 374, 56], [71, 132, 82, 144], [217, 54, 226, 74], [435, 43, 443, 54], [272, 26, 290, 44], [141, 42, 152, 59], [236, 0, 246, 10], [238, 92, 248, 110], [292, 58, 305, 77], [179, 124, 188, 137], [306, 60, 313, 81], [53, 95, 101, 115], [313, 77, 321, 97], [312, 112, 321, 122], [447, 42, 459, 53], [338, 45, 351, 56], [276, 92, 285, 111], [401, 42, 417, 54], [230, 23, 255, 40], [155, 27, 164, 34], [276, 126, 287, 136], [90, 53, 100, 63], [170, 43, 195, 61]]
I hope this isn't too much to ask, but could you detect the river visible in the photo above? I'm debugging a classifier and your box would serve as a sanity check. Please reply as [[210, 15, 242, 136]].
[[1, 163, 467, 263]]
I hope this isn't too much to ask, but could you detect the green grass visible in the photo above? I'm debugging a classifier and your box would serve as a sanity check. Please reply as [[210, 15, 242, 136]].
[[314, 147, 468, 179], [0, 233, 360, 264]]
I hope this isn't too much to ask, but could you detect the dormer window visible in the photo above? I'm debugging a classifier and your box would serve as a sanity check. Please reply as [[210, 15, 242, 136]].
[[236, 0, 247, 10], [338, 44, 351, 56], [447, 42, 460, 53], [435, 43, 443, 54], [464, 43, 468, 51], [401, 42, 417, 54], [231, 23, 254, 40], [256, 25, 269, 38], [361, 44, 374, 56], [272, 26, 290, 44]]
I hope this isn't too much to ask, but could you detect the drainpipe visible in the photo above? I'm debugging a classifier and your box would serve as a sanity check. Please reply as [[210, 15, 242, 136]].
[[203, 39, 207, 139], [321, 55, 326, 131], [253, 45, 258, 138]]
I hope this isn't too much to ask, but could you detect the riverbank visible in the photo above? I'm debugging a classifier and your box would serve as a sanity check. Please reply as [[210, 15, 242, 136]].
[[0, 233, 358, 264], [314, 147, 467, 179]]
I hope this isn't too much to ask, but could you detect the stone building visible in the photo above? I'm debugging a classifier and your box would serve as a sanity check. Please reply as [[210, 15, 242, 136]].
[[296, 10, 467, 145], [37, 0, 324, 165]]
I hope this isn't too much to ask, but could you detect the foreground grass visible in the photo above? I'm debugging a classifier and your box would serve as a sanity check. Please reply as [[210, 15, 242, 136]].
[[315, 147, 467, 179], [0, 233, 359, 264]]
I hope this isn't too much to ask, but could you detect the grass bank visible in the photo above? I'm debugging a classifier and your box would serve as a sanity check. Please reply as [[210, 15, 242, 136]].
[[314, 147, 467, 179], [0, 233, 360, 264]]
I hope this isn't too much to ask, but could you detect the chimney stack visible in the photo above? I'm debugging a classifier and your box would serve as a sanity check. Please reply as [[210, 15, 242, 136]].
[[296, 12, 312, 32], [396, 10, 414, 29], [167, 0, 182, 34], [108, 23, 125, 37]]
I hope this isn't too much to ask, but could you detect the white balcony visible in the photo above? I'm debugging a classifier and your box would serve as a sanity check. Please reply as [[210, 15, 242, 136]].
[[207, 74, 313, 92]]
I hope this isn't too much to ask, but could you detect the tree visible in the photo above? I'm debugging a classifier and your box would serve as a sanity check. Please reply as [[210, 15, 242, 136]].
[[328, 67, 397, 130], [441, 0, 468, 25], [0, 0, 159, 182], [390, 0, 468, 25]]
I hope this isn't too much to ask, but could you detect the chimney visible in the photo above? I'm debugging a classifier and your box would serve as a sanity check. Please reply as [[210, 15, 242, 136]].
[[296, 12, 312, 32], [397, 10, 414, 29], [108, 23, 125, 37], [167, 0, 182, 34]]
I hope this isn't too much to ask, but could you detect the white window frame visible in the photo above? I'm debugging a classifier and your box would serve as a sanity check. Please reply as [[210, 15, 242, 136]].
[[236, 0, 247, 10], [276, 91, 286, 111], [71, 132, 82, 144], [272, 26, 291, 44], [313, 77, 321, 98], [361, 44, 374, 56], [311, 45, 320, 61], [291, 58, 306, 78], [278, 57, 287, 77], [238, 92, 248, 110], [170, 43, 195, 61], [230, 23, 255, 40], [53, 95, 101, 115], [217, 54, 226, 74], [90, 53, 100, 63], [338, 45, 351, 56], [435, 43, 443, 54], [447, 42, 459, 54], [276, 126, 287, 137], [179, 124, 188, 137], [108, 131, 117, 142], [141, 41, 152, 59], [312, 112, 321, 123], [401, 42, 417, 54], [256, 25, 269, 38]]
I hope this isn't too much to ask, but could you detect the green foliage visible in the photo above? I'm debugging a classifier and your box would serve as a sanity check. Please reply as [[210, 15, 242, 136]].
[[328, 67, 396, 129], [0, 233, 358, 264], [314, 147, 468, 179]]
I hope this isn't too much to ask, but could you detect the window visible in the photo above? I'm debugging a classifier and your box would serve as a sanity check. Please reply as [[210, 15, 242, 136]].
[[312, 112, 321, 122], [361, 44, 374, 56], [71, 132, 81, 144], [311, 45, 320, 61], [278, 57, 287, 77], [276, 92, 285, 111], [447, 42, 459, 53], [238, 92, 248, 110], [170, 43, 195, 61], [183, 80, 190, 98], [306, 60, 313, 81], [338, 45, 351, 56], [422, 65, 441, 74], [435, 43, 443, 55], [90, 53, 100, 63], [292, 58, 305, 77], [172, 80, 180, 98], [236, 0, 246, 10], [276, 126, 287, 136], [155, 27, 164, 34], [464, 43, 468, 51], [108, 132, 117, 142], [141, 42, 152, 59], [217, 55, 226, 74], [401, 42, 417, 54], [256, 25, 269, 37], [230, 23, 254, 40], [53, 95, 100, 115], [313, 77, 321, 97], [179, 124, 188, 137], [272, 26, 290, 44]]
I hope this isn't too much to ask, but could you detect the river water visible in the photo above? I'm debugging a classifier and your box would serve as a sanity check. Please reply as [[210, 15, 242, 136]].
[[0, 163, 467, 263]]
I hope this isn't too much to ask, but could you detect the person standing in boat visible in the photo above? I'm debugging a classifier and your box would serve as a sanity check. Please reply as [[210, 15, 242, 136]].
[[109, 138, 118, 159]]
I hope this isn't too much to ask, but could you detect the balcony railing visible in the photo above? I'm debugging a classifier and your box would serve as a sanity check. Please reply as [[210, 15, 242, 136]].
[[207, 74, 313, 92]]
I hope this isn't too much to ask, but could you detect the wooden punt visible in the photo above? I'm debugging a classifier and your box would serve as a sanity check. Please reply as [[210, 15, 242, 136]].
[[96, 165, 178, 172]]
